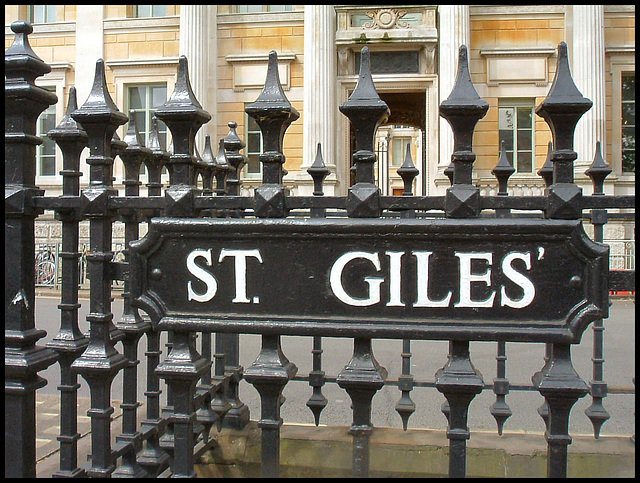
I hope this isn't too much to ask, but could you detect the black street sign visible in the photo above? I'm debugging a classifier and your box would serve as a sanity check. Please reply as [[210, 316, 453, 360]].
[[130, 217, 608, 343]]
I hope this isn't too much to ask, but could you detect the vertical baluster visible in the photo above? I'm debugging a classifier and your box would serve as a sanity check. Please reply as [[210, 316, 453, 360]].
[[196, 330, 217, 445], [339, 46, 389, 218], [536, 141, 554, 430], [532, 344, 589, 478], [200, 135, 216, 197], [488, 142, 515, 435], [394, 146, 418, 430], [136, 114, 171, 476], [223, 121, 246, 198], [70, 58, 129, 477], [439, 45, 489, 219], [211, 333, 232, 432], [244, 335, 297, 477], [533, 41, 592, 478], [5, 22, 60, 478], [306, 335, 328, 426], [307, 143, 330, 218], [46, 86, 89, 477], [153, 55, 212, 477], [584, 141, 613, 438], [435, 341, 484, 478], [337, 338, 387, 477], [537, 141, 554, 188], [218, 122, 251, 430], [304, 145, 329, 424], [112, 115, 153, 477], [214, 138, 231, 197]]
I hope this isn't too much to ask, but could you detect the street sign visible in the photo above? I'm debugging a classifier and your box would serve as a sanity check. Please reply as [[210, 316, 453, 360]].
[[130, 217, 608, 343]]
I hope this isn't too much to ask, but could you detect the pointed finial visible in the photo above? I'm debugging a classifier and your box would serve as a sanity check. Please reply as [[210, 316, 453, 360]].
[[492, 140, 515, 196], [537, 141, 554, 187], [397, 143, 419, 196], [535, 42, 592, 153], [123, 112, 146, 149], [5, 20, 51, 79], [48, 87, 87, 140], [307, 143, 330, 196], [585, 141, 612, 195]]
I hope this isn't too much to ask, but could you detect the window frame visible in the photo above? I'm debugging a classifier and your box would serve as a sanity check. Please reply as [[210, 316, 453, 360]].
[[133, 5, 168, 18], [125, 83, 169, 177], [498, 99, 536, 175], [610, 55, 635, 178], [244, 108, 264, 179], [236, 5, 294, 14], [28, 5, 57, 24], [36, 86, 58, 178], [621, 72, 635, 174]]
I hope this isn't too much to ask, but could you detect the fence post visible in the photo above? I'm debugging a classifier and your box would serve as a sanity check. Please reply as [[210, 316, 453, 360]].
[[339, 46, 389, 218], [153, 55, 212, 478], [439, 45, 489, 219], [69, 58, 129, 477], [533, 41, 592, 478], [46, 86, 90, 477], [5, 20, 60, 478]]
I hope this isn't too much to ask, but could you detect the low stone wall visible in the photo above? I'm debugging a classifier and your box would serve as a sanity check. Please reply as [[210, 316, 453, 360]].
[[196, 421, 635, 478]]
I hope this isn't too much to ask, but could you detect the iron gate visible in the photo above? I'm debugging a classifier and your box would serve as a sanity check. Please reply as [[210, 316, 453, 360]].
[[5, 20, 635, 478]]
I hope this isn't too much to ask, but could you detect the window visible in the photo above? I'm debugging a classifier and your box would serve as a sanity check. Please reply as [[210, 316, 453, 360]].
[[236, 5, 293, 13], [127, 84, 168, 174], [133, 5, 167, 18], [622, 73, 635, 173], [28, 5, 57, 24], [245, 110, 263, 177], [37, 87, 57, 177], [392, 137, 412, 167], [498, 101, 535, 174]]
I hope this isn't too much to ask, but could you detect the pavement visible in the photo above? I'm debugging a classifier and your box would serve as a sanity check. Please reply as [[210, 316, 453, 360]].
[[31, 287, 635, 476]]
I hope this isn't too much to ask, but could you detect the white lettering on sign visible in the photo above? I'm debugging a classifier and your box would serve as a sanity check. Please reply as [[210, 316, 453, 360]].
[[329, 250, 537, 309], [186, 248, 263, 304], [185, 247, 538, 309]]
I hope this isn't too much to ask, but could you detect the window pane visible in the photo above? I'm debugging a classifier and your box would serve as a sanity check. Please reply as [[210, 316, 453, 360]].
[[247, 154, 261, 174], [517, 130, 532, 151], [133, 111, 147, 136], [152, 5, 167, 17], [129, 87, 145, 109], [40, 156, 56, 176], [499, 130, 513, 152], [238, 5, 263, 13], [247, 115, 260, 132], [622, 103, 635, 126], [151, 86, 167, 109], [499, 108, 515, 131], [267, 5, 292, 12], [136, 5, 152, 17], [622, 152, 635, 173], [622, 74, 635, 101], [355, 51, 419, 74], [517, 152, 532, 173], [247, 133, 261, 154], [517, 107, 532, 129]]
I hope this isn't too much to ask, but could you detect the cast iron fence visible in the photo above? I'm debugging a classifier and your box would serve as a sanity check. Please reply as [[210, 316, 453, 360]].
[[5, 20, 635, 479]]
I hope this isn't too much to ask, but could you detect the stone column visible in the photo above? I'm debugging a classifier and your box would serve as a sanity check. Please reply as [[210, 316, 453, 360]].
[[75, 5, 104, 104], [180, 5, 213, 146], [300, 4, 337, 195], [571, 5, 606, 181], [437, 5, 469, 192]]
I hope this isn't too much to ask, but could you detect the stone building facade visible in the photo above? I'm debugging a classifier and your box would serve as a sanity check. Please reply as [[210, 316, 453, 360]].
[[4, 5, 635, 270]]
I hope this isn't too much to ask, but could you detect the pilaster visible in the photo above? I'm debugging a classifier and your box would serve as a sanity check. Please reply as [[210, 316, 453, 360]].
[[300, 5, 338, 195], [437, 6, 470, 192], [570, 5, 606, 179], [179, 5, 214, 146]]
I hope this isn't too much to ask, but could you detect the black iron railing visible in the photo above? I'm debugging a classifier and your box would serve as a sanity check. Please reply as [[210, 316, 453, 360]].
[[5, 20, 635, 479]]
